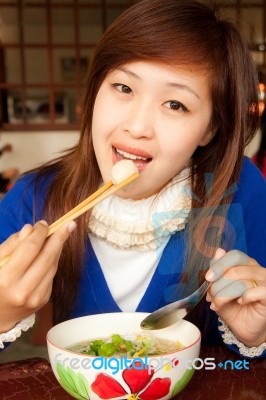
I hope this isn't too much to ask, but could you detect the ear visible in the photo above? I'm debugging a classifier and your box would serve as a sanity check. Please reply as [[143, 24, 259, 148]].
[[198, 127, 216, 147]]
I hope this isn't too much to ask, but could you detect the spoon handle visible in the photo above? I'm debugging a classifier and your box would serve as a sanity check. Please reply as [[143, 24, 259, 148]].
[[140, 281, 211, 330]]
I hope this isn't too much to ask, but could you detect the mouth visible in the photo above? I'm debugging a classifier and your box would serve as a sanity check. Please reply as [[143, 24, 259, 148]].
[[113, 146, 152, 172]]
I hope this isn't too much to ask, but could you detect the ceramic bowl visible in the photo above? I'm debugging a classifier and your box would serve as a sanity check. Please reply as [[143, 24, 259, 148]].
[[47, 312, 201, 400]]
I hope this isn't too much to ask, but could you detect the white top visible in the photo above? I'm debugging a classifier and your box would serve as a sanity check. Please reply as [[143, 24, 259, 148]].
[[89, 234, 169, 311], [88, 171, 191, 311]]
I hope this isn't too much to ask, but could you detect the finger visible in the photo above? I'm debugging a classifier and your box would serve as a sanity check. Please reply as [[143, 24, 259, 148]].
[[210, 278, 266, 310], [1, 221, 49, 279], [22, 253, 68, 311], [3, 221, 76, 312], [217, 264, 266, 283], [22, 220, 76, 285], [206, 291, 213, 302], [211, 279, 248, 302], [205, 248, 226, 281], [0, 224, 33, 259], [212, 248, 227, 261], [0, 257, 56, 315], [18, 270, 55, 312], [205, 249, 256, 282], [208, 263, 266, 298], [238, 286, 266, 306], [205, 248, 226, 302]]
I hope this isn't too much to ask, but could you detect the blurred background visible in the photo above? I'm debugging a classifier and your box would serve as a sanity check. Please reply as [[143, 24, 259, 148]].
[[0, 0, 265, 362], [0, 0, 266, 174]]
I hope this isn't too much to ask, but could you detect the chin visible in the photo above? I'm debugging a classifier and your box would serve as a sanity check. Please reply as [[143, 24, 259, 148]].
[[116, 189, 142, 200], [116, 184, 159, 200]]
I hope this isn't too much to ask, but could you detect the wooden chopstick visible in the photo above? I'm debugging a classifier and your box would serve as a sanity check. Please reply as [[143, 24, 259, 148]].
[[47, 172, 139, 236], [0, 172, 139, 268], [47, 180, 113, 236]]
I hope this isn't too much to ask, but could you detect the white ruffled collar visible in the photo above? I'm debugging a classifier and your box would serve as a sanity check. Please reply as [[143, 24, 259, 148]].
[[88, 169, 191, 250]]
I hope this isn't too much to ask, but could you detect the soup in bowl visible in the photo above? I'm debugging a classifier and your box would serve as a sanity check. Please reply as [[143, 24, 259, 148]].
[[47, 312, 201, 400]]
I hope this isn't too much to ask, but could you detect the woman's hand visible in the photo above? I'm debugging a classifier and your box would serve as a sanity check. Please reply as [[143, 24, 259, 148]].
[[0, 220, 76, 333], [205, 248, 266, 347]]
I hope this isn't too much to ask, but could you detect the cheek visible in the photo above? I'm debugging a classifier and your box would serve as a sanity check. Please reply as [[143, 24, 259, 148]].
[[92, 104, 119, 145], [167, 121, 211, 158], [91, 91, 109, 137], [159, 132, 200, 163], [91, 112, 109, 152]]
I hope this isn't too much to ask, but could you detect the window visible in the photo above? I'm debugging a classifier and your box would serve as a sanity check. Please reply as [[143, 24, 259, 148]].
[[0, 0, 138, 130], [0, 0, 265, 131]]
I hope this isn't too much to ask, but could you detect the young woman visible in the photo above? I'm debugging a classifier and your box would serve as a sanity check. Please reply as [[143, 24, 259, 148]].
[[0, 0, 265, 358]]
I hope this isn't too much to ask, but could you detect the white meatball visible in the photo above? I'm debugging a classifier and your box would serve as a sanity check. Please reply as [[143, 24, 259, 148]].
[[111, 160, 139, 185]]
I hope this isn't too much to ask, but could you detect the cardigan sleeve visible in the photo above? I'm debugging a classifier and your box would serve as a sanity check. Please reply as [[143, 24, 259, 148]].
[[224, 157, 266, 265], [219, 157, 266, 358], [0, 174, 36, 242], [217, 318, 266, 359], [0, 172, 52, 243], [0, 173, 50, 350]]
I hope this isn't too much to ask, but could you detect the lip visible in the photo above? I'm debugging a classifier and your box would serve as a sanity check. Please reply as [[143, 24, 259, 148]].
[[113, 144, 153, 160], [112, 145, 152, 173]]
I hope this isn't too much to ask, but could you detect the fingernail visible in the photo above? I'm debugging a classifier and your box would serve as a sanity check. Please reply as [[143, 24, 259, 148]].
[[210, 302, 217, 311], [206, 293, 211, 302], [205, 269, 215, 282], [214, 248, 226, 259], [39, 220, 48, 226], [67, 221, 77, 233], [19, 224, 30, 239]]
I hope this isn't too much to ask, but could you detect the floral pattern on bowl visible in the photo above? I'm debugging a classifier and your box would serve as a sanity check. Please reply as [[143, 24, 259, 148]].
[[47, 312, 201, 400]]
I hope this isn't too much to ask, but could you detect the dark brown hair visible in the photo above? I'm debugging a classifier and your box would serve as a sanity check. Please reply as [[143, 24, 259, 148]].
[[32, 0, 259, 324], [256, 107, 266, 170]]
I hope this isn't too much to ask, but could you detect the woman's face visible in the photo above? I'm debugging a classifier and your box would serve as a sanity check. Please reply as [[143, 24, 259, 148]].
[[92, 60, 213, 199]]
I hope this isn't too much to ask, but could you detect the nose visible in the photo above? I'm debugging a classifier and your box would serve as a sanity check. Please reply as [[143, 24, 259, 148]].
[[122, 99, 154, 139]]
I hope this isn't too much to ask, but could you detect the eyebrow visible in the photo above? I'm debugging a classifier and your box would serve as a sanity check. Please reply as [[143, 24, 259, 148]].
[[166, 82, 200, 99], [117, 67, 200, 100]]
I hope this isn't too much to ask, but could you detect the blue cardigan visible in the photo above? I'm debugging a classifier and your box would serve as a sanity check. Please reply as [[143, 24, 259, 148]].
[[0, 157, 265, 356]]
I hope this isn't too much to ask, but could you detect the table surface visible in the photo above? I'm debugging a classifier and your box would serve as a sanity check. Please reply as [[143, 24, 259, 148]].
[[0, 345, 265, 400]]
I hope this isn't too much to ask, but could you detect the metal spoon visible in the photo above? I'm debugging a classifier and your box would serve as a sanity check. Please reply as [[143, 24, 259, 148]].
[[140, 280, 211, 330]]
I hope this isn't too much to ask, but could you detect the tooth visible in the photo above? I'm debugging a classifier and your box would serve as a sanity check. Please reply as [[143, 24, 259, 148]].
[[116, 148, 148, 160]]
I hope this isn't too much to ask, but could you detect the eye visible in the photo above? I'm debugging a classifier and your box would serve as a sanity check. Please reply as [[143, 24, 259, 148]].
[[163, 100, 188, 112], [111, 83, 132, 94]]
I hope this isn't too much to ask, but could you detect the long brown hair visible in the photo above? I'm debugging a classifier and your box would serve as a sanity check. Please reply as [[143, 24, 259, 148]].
[[31, 0, 259, 324]]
